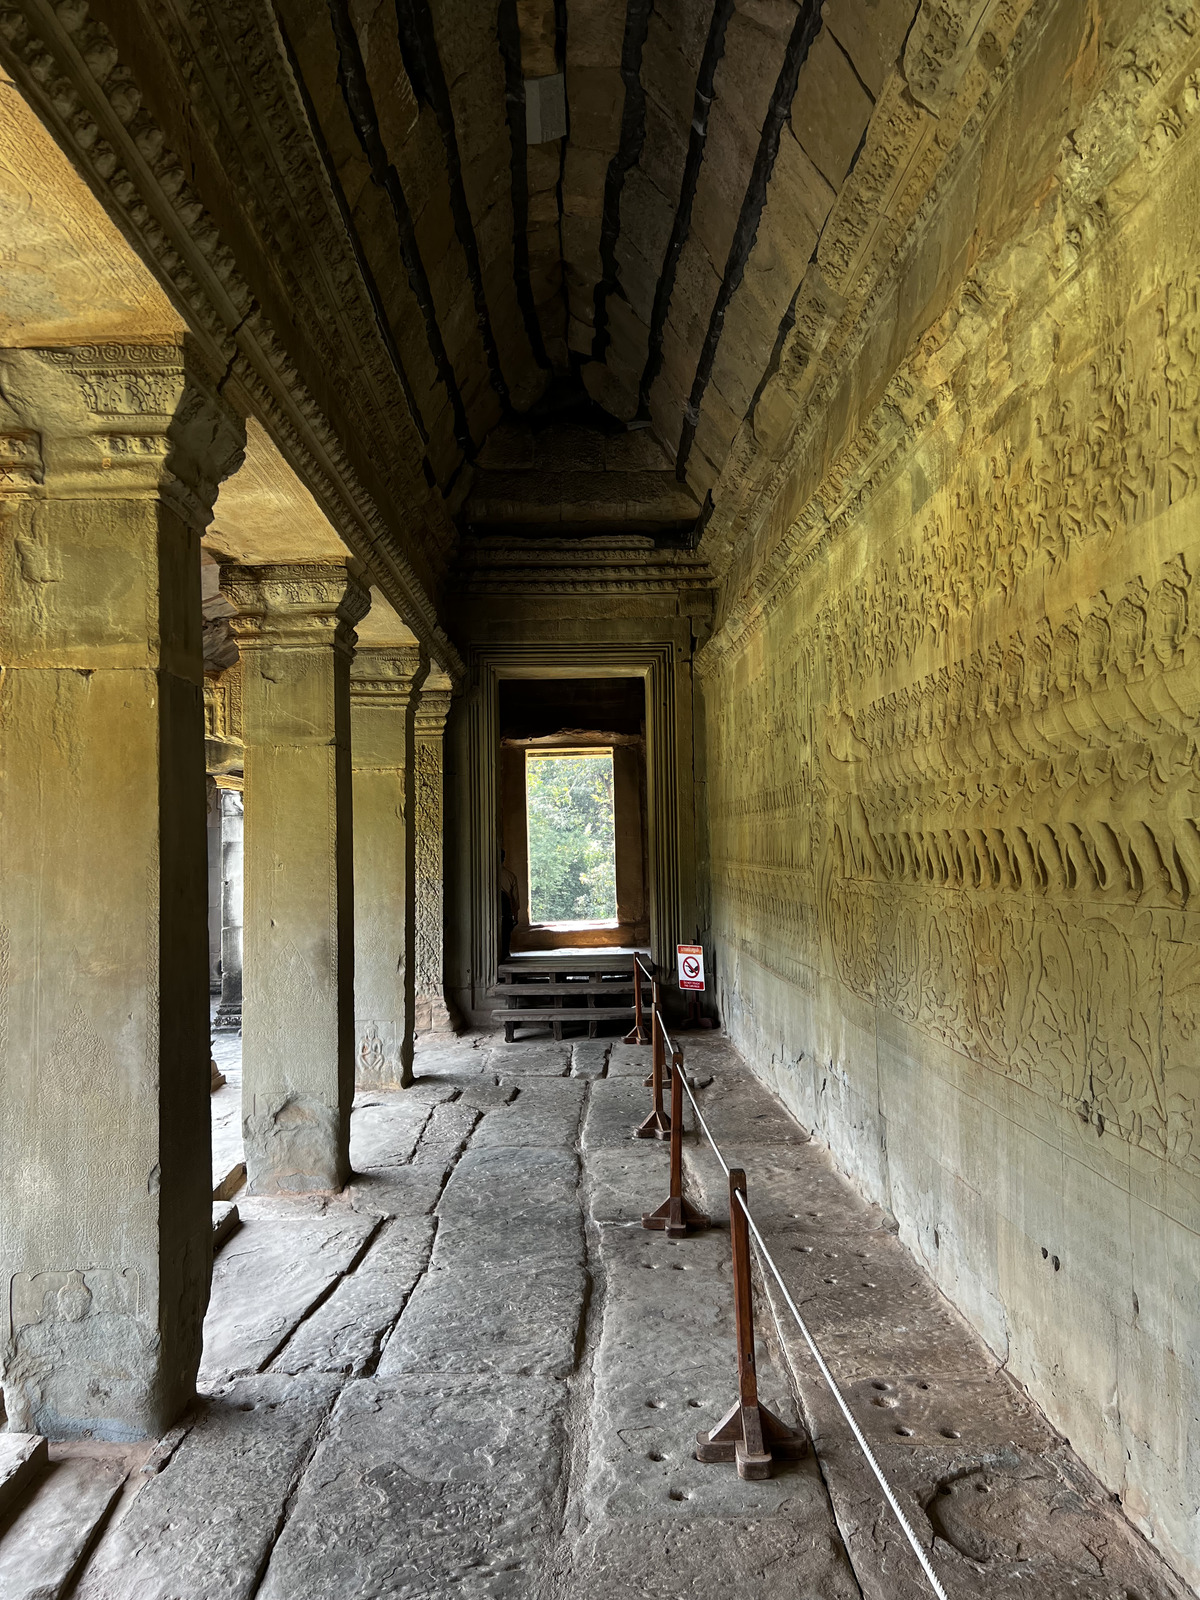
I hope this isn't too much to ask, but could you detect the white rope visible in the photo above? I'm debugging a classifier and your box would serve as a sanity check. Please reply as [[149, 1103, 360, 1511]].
[[673, 1063, 949, 1600]]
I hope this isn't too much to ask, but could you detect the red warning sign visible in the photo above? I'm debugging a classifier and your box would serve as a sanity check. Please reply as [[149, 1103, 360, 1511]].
[[677, 943, 705, 991]]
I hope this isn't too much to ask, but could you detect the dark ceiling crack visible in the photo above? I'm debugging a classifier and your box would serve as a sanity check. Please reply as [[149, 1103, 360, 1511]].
[[828, 28, 876, 108], [326, 0, 474, 462], [394, 0, 512, 412], [590, 0, 653, 364], [276, 8, 429, 452], [636, 0, 735, 424], [745, 272, 804, 424], [676, 0, 825, 481], [497, 0, 551, 371]]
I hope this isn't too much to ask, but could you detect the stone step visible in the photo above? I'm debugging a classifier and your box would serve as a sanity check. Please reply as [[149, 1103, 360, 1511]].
[[0, 1434, 48, 1521], [0, 1456, 125, 1599], [213, 1200, 242, 1253], [213, 1160, 247, 1202], [488, 979, 639, 996], [497, 955, 645, 976], [492, 1006, 635, 1023]]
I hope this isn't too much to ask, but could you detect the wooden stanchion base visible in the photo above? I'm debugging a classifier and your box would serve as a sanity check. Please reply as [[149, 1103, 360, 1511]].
[[641, 1193, 710, 1237], [623, 1023, 650, 1044], [695, 1400, 807, 1480], [634, 1107, 671, 1140]]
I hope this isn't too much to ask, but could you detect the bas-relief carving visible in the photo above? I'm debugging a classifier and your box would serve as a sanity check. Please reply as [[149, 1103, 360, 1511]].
[[414, 687, 453, 1029], [704, 21, 1200, 1198]]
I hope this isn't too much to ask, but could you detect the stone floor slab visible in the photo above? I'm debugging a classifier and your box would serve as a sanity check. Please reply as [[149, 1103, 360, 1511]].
[[566, 1516, 860, 1599], [74, 1375, 340, 1600], [587, 1145, 681, 1223], [436, 1144, 581, 1217], [270, 1271, 421, 1378], [472, 1078, 587, 1149], [349, 1097, 434, 1169], [0, 1432, 47, 1520], [0, 1457, 126, 1600], [571, 1039, 612, 1077], [199, 1213, 380, 1382], [348, 1165, 448, 1218], [432, 1208, 585, 1272], [255, 1376, 565, 1600], [378, 1261, 587, 1379], [486, 1041, 571, 1076], [582, 1075, 657, 1150]]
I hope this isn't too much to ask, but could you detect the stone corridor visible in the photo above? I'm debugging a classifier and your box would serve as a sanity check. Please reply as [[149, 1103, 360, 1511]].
[[0, 1032, 1183, 1600]]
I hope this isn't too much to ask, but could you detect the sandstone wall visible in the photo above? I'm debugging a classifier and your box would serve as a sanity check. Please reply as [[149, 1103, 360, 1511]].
[[699, 3, 1200, 1583]]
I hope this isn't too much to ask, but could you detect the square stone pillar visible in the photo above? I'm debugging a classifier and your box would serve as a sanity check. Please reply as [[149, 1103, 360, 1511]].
[[0, 341, 244, 1438], [206, 777, 223, 995], [213, 782, 244, 1032], [414, 674, 456, 1035], [221, 562, 370, 1194], [351, 647, 428, 1089]]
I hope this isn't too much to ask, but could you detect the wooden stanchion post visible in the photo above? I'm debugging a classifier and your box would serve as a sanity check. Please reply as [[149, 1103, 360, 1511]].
[[634, 1005, 671, 1141], [696, 1169, 806, 1479], [643, 978, 671, 1087], [624, 955, 650, 1045], [642, 1049, 709, 1236]]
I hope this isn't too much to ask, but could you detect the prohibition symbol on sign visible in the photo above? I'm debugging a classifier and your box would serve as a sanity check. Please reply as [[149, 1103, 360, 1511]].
[[677, 943, 705, 991]]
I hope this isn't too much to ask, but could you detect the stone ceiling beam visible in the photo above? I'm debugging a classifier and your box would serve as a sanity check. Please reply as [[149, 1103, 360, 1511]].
[[321, 0, 476, 465], [496, 0, 554, 374], [675, 0, 825, 482]]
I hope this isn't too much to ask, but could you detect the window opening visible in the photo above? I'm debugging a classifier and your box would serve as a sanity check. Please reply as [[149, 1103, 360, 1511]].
[[525, 748, 617, 926]]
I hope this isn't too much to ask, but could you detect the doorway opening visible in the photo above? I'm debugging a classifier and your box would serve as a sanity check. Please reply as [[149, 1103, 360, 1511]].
[[525, 749, 617, 928], [497, 676, 648, 954]]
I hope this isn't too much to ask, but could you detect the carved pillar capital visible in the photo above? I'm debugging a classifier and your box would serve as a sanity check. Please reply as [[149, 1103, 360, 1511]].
[[220, 562, 370, 654], [415, 678, 454, 737], [0, 340, 244, 524], [350, 645, 429, 703]]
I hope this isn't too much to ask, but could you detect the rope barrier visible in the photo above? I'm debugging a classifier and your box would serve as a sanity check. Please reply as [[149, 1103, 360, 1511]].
[[673, 1060, 950, 1600]]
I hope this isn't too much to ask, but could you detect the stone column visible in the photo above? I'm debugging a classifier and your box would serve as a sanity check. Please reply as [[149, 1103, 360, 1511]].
[[414, 674, 455, 1035], [221, 562, 369, 1194], [206, 777, 223, 996], [351, 647, 428, 1089], [0, 340, 244, 1438], [213, 782, 244, 1031]]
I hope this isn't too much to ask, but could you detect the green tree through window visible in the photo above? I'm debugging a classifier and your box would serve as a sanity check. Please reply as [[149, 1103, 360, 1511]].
[[525, 750, 617, 924]]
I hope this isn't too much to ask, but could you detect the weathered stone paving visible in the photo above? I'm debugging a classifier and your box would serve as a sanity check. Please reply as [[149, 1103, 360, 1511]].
[[12, 1031, 1184, 1599]]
